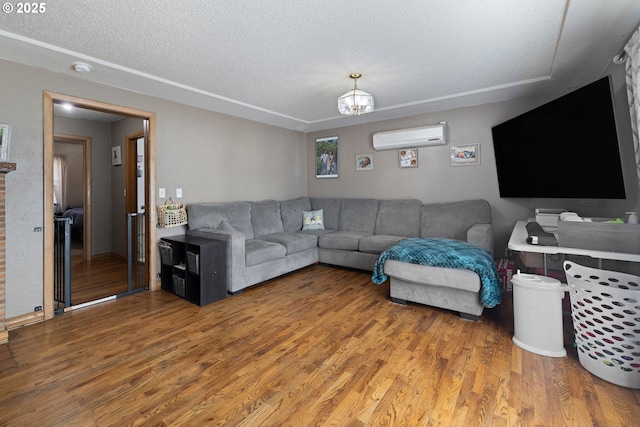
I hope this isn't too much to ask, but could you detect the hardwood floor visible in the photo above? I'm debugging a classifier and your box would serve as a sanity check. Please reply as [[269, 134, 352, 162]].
[[2, 264, 639, 426], [0, 344, 16, 372], [63, 254, 129, 307]]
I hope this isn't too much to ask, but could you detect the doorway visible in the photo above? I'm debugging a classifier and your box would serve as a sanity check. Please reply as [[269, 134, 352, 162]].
[[53, 134, 92, 262], [43, 92, 158, 320], [126, 132, 146, 217]]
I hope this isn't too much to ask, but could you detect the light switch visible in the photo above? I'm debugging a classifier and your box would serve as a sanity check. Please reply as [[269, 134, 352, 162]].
[[176, 188, 183, 198], [159, 188, 166, 198]]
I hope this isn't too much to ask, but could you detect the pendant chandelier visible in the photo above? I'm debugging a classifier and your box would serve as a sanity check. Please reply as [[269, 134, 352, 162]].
[[338, 73, 375, 116]]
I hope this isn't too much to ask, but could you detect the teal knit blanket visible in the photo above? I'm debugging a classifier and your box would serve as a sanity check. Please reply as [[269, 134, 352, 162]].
[[372, 238, 502, 308]]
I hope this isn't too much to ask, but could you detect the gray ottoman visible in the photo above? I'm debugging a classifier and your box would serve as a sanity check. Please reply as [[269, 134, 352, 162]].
[[384, 260, 484, 320]]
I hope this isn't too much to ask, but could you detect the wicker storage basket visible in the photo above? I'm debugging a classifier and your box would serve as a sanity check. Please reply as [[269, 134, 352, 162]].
[[157, 198, 188, 228], [564, 261, 640, 389]]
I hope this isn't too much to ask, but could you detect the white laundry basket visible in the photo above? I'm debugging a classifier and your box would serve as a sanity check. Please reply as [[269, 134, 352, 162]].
[[563, 261, 640, 389]]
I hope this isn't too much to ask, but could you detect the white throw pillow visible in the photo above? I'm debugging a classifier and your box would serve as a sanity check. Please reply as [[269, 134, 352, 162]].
[[302, 209, 324, 230]]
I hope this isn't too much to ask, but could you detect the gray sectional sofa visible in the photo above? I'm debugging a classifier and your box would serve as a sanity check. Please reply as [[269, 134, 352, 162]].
[[186, 197, 494, 310]]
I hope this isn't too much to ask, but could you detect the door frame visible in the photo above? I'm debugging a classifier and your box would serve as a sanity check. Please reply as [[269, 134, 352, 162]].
[[43, 91, 158, 321], [53, 133, 92, 262], [125, 131, 145, 216]]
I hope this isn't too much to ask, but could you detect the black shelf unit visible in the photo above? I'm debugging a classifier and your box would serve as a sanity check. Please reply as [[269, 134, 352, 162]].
[[159, 235, 226, 306]]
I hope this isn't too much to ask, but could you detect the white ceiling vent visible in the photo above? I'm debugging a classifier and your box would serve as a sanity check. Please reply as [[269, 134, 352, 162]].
[[373, 123, 447, 151]]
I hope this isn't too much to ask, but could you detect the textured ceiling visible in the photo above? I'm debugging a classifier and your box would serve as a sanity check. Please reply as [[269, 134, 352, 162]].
[[1, 0, 639, 132]]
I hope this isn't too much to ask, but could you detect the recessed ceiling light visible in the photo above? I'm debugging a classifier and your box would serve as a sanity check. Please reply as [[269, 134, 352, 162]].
[[62, 103, 73, 111], [72, 62, 92, 73], [613, 53, 626, 64]]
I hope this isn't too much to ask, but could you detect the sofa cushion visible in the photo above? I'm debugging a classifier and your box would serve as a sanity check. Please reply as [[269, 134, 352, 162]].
[[299, 229, 336, 238], [421, 199, 491, 241], [318, 231, 370, 251], [302, 209, 324, 230], [187, 202, 254, 239], [310, 198, 341, 230], [280, 197, 312, 232], [259, 232, 317, 255], [375, 199, 421, 237], [359, 235, 405, 254], [339, 199, 379, 233], [249, 200, 285, 238], [245, 239, 287, 267]]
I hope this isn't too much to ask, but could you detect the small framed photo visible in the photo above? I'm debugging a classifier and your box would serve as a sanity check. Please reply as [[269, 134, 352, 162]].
[[0, 123, 11, 162], [112, 146, 122, 166], [355, 154, 373, 171], [399, 148, 418, 168], [450, 143, 480, 166]]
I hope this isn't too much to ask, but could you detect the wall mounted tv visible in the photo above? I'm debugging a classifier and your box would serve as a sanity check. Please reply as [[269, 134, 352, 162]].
[[491, 75, 626, 199]]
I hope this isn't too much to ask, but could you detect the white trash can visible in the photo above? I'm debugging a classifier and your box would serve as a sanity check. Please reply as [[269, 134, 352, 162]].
[[511, 272, 568, 357]]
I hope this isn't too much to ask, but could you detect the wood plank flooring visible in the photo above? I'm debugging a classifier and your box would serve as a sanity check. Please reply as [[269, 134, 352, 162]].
[[66, 254, 129, 307], [2, 264, 640, 426], [0, 344, 16, 372]]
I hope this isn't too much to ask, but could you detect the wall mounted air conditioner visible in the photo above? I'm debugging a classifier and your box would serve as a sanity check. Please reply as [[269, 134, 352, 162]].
[[372, 122, 447, 151]]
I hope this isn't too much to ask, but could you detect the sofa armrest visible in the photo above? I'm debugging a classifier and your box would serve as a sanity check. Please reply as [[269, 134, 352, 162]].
[[187, 228, 246, 293], [467, 223, 494, 256]]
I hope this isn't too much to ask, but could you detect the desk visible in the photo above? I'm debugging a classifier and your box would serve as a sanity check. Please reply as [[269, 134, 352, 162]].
[[508, 220, 640, 274]]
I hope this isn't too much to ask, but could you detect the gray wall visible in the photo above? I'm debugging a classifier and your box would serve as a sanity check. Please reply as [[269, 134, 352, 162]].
[[2, 59, 306, 318], [306, 63, 639, 257], [3, 57, 637, 319]]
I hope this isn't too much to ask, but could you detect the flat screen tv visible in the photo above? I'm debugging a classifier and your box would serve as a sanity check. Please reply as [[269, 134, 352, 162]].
[[491, 75, 626, 199]]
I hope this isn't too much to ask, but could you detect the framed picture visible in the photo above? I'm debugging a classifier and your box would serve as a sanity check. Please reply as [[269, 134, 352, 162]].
[[355, 154, 373, 171], [399, 148, 418, 168], [112, 146, 122, 166], [0, 123, 11, 162], [315, 136, 338, 178], [450, 143, 480, 166]]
